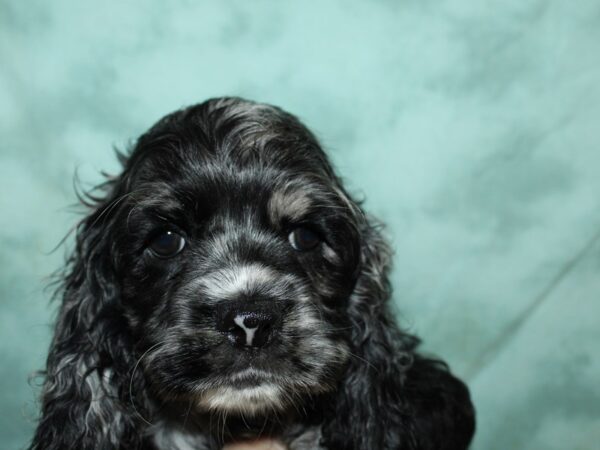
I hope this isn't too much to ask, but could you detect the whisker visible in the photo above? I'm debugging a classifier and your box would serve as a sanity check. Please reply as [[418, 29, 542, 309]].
[[182, 397, 194, 428], [129, 341, 164, 426], [346, 350, 379, 373]]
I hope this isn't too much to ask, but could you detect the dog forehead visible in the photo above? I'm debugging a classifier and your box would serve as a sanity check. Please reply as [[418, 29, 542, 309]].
[[203, 171, 318, 224], [130, 164, 321, 225]]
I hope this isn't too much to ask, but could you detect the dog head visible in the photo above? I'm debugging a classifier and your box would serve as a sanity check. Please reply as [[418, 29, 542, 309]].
[[88, 98, 368, 416], [34, 98, 475, 450]]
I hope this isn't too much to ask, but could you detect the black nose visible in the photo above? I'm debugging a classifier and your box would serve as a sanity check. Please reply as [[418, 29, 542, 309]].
[[217, 307, 279, 348]]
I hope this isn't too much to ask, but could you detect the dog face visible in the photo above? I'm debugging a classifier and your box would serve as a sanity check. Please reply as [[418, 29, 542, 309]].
[[109, 99, 362, 415], [32, 98, 475, 450]]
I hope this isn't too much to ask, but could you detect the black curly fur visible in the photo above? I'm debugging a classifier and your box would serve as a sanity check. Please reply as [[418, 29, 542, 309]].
[[30, 97, 475, 450]]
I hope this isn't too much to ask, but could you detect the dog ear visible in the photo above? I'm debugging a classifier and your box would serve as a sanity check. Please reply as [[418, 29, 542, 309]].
[[320, 218, 475, 450], [30, 177, 148, 449]]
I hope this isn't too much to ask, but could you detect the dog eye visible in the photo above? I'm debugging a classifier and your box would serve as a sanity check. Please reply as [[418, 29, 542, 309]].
[[288, 227, 321, 251], [148, 230, 185, 258]]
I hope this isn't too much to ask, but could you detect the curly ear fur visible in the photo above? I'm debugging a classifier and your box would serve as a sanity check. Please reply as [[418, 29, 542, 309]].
[[320, 217, 475, 450], [31, 98, 475, 450], [29, 180, 150, 450]]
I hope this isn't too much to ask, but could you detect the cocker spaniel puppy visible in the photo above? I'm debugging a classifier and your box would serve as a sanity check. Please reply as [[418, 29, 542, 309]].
[[31, 98, 475, 450]]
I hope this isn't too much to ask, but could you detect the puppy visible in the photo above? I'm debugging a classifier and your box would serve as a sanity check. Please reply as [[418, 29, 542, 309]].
[[30, 98, 475, 449]]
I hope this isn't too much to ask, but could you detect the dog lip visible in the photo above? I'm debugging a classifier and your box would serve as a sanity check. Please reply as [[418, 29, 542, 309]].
[[227, 367, 274, 386]]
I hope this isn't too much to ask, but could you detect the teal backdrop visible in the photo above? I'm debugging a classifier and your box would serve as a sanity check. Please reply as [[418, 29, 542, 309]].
[[1, 1, 600, 449]]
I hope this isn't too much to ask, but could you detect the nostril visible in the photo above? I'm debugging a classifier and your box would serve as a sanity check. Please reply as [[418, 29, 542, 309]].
[[242, 316, 260, 329]]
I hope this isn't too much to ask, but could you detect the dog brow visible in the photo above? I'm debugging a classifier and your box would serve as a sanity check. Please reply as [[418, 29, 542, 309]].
[[268, 188, 312, 224]]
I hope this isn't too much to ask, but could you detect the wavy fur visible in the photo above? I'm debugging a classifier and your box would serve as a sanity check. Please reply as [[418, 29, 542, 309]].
[[31, 97, 475, 450]]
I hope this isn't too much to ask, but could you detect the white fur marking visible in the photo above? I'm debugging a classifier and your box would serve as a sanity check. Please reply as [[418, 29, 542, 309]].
[[203, 263, 277, 299], [198, 383, 283, 415], [234, 315, 258, 346]]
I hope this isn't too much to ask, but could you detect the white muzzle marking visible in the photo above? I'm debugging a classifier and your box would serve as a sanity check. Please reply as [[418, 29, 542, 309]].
[[234, 315, 258, 346]]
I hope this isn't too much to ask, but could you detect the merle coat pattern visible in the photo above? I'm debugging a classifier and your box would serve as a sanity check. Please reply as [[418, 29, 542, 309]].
[[30, 98, 475, 450]]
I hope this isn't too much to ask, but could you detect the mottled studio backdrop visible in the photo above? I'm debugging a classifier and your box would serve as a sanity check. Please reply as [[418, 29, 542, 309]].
[[1, 1, 600, 449]]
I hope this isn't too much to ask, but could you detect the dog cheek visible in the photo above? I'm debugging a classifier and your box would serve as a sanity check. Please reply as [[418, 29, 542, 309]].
[[291, 336, 350, 391], [303, 249, 357, 302], [143, 335, 215, 396], [284, 305, 350, 385], [120, 260, 194, 336]]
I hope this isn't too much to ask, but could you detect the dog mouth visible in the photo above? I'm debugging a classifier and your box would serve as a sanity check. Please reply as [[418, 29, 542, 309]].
[[226, 367, 277, 388], [197, 380, 284, 415]]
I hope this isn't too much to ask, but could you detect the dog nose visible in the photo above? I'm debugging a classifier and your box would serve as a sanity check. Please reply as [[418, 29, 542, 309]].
[[217, 309, 278, 348]]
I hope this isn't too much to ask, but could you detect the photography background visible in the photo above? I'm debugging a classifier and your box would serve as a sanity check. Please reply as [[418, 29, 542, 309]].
[[1, 0, 599, 448]]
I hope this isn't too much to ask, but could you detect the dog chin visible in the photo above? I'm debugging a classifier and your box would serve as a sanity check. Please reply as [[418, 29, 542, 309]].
[[197, 383, 284, 415]]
